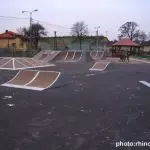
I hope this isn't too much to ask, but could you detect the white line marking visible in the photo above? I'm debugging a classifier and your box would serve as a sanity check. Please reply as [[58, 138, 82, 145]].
[[45, 72, 61, 89], [90, 51, 93, 57], [12, 58, 15, 69], [77, 53, 82, 62], [43, 54, 50, 61], [23, 70, 60, 73], [36, 53, 43, 59], [0, 64, 55, 70], [15, 59, 27, 67], [89, 62, 111, 71], [34, 51, 44, 60], [0, 59, 12, 68], [70, 52, 82, 62], [95, 51, 98, 59], [72, 51, 76, 60], [4, 70, 21, 84], [24, 71, 40, 86], [22, 58, 35, 66], [99, 51, 104, 59], [38, 54, 47, 61], [95, 51, 104, 60], [31, 58, 42, 65], [139, 81, 150, 87], [1, 83, 44, 91], [51, 51, 61, 61], [64, 52, 68, 60], [65, 52, 75, 62], [90, 51, 97, 58], [90, 62, 98, 69], [51, 51, 60, 60]]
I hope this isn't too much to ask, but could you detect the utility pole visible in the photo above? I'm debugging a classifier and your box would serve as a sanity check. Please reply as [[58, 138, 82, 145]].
[[103, 30, 108, 60], [29, 14, 32, 49], [95, 26, 100, 51], [54, 31, 57, 50], [22, 9, 38, 49], [106, 30, 108, 39]]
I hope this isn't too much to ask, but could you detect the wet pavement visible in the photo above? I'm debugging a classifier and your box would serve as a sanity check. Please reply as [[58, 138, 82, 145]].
[[0, 62, 150, 150]]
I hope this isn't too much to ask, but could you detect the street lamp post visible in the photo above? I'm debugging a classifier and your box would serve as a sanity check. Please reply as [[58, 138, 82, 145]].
[[22, 9, 38, 49], [95, 26, 100, 51]]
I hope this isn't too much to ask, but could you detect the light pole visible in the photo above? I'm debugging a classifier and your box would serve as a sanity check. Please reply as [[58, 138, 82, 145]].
[[95, 26, 100, 51], [106, 30, 108, 39], [22, 9, 38, 49]]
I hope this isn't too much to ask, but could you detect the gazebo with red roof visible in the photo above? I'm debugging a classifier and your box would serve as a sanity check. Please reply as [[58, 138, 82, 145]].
[[112, 38, 140, 57]]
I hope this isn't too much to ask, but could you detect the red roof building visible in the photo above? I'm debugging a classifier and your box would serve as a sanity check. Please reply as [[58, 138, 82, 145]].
[[0, 30, 19, 39], [0, 30, 27, 50], [113, 39, 139, 47], [111, 39, 140, 57]]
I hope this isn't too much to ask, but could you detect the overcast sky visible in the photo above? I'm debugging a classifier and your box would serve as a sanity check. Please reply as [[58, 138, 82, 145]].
[[0, 0, 149, 40]]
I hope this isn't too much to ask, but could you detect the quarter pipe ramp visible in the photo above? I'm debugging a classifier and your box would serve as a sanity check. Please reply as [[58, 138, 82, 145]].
[[2, 70, 61, 91]]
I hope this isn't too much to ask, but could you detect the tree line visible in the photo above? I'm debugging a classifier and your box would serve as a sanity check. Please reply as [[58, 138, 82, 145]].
[[17, 21, 149, 50], [119, 22, 148, 43]]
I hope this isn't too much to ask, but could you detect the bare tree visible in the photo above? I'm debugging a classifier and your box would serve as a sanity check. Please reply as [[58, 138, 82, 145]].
[[138, 31, 148, 42], [119, 22, 139, 40], [119, 22, 148, 43], [17, 27, 24, 35], [71, 21, 88, 50]]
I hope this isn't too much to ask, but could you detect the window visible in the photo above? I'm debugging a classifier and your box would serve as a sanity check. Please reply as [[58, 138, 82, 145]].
[[11, 43, 16, 48]]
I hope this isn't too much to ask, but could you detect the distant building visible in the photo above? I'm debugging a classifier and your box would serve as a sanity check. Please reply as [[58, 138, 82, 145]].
[[38, 35, 108, 50], [0, 30, 27, 51], [140, 41, 150, 53], [107, 41, 117, 49]]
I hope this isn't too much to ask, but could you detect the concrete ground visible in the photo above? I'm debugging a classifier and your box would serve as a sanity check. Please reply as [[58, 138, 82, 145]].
[[0, 60, 150, 150]]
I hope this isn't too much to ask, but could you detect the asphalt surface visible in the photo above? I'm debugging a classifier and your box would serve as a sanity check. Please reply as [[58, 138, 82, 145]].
[[0, 62, 150, 150]]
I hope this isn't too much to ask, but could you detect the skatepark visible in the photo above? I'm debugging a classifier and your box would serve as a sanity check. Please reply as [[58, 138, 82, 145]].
[[0, 50, 150, 150]]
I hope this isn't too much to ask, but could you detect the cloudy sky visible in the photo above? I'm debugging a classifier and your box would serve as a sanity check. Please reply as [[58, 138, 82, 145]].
[[0, 0, 149, 40]]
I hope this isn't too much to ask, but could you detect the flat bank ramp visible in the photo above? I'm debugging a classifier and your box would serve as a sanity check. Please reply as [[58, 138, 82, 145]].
[[90, 51, 97, 58], [2, 70, 61, 91], [73, 52, 82, 61], [90, 51, 104, 60], [65, 51, 75, 61], [89, 62, 111, 71], [51, 51, 68, 62]]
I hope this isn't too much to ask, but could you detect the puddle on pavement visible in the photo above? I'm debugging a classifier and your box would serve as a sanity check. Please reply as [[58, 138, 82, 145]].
[[2, 96, 12, 100], [7, 104, 15, 107], [85, 74, 96, 77]]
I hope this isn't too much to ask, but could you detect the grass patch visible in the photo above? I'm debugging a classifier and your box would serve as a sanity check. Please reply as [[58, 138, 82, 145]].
[[134, 55, 150, 60]]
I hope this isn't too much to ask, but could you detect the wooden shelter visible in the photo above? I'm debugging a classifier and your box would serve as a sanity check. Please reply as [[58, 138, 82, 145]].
[[112, 39, 140, 56]]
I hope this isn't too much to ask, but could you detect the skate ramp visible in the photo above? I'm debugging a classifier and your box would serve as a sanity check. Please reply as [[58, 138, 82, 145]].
[[89, 62, 111, 71], [2, 70, 61, 91], [0, 58, 54, 70]]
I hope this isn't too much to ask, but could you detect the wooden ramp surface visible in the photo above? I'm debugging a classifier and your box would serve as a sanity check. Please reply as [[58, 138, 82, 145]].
[[2, 70, 61, 91], [90, 51, 104, 60], [0, 58, 54, 70], [72, 52, 82, 62], [52, 51, 83, 62], [65, 52, 75, 61], [52, 51, 68, 61]]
